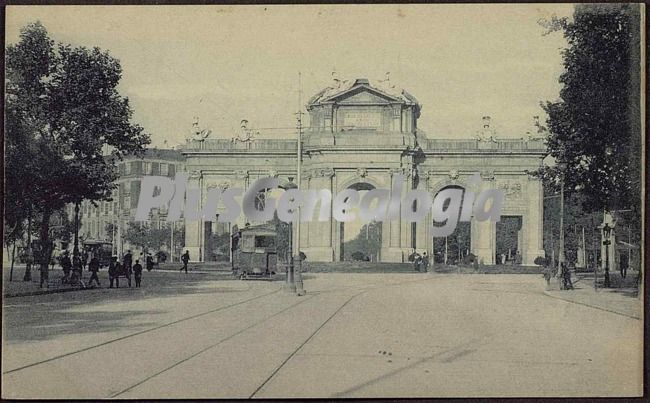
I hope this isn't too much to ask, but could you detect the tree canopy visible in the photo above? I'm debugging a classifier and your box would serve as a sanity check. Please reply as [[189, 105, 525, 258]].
[[539, 4, 641, 215], [5, 21, 150, 275]]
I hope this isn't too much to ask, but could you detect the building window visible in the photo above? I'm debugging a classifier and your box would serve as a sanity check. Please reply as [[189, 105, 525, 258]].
[[160, 163, 168, 176]]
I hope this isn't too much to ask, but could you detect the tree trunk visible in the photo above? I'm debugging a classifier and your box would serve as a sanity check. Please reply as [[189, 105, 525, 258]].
[[39, 208, 53, 287], [23, 210, 32, 281], [9, 242, 17, 281]]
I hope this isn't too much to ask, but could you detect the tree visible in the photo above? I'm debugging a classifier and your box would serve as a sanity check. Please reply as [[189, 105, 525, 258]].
[[343, 221, 382, 262], [123, 222, 169, 255], [5, 22, 150, 282], [538, 4, 641, 221]]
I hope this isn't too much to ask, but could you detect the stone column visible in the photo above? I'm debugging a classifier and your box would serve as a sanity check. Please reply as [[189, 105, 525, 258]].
[[383, 167, 410, 262], [523, 175, 545, 265], [414, 169, 430, 253], [474, 170, 496, 265], [183, 170, 203, 262], [305, 168, 335, 261]]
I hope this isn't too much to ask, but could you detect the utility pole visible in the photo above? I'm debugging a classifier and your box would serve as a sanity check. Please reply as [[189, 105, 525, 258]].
[[294, 72, 305, 296], [557, 163, 566, 289]]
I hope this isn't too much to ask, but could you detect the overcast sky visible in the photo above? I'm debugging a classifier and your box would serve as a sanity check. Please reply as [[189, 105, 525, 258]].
[[6, 4, 574, 148]]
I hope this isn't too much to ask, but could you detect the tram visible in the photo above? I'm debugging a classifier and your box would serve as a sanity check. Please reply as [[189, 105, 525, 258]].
[[231, 223, 278, 280], [82, 240, 113, 267]]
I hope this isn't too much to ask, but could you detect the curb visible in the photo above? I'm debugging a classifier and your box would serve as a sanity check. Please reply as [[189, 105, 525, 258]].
[[542, 290, 640, 320], [4, 286, 91, 298]]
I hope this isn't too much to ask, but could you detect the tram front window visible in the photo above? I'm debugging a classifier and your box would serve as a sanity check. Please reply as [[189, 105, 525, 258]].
[[254, 236, 275, 248]]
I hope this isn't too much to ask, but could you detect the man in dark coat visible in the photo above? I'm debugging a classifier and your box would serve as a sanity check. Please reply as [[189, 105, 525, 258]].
[[88, 256, 101, 287], [133, 259, 143, 287], [60, 251, 72, 283], [180, 250, 190, 273], [109, 257, 120, 288]]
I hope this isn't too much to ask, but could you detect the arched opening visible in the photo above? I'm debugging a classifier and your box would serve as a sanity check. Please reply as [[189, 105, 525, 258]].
[[431, 185, 472, 265], [338, 182, 383, 262], [496, 215, 523, 264]]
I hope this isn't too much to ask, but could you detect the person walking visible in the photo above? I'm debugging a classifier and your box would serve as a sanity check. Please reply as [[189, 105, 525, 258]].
[[133, 259, 143, 288], [180, 250, 190, 273], [146, 254, 154, 272], [412, 251, 422, 272], [421, 252, 430, 272], [561, 262, 574, 290], [123, 250, 133, 273], [88, 256, 101, 287], [109, 257, 120, 288], [60, 251, 72, 284]]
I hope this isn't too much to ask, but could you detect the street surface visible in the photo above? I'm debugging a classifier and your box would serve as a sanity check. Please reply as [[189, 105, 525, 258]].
[[2, 271, 643, 398]]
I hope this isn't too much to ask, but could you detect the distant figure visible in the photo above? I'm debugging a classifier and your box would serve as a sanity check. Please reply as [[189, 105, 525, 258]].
[[123, 250, 133, 273], [180, 250, 190, 273], [561, 262, 574, 290], [109, 257, 120, 288], [501, 253, 507, 265], [515, 250, 522, 265], [60, 251, 72, 283], [412, 251, 422, 272], [88, 256, 101, 287], [421, 252, 429, 272], [81, 250, 89, 271], [146, 254, 155, 272], [133, 259, 143, 287]]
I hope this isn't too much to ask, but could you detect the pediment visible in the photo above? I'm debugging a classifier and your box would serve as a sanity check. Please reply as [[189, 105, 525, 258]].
[[325, 86, 402, 104]]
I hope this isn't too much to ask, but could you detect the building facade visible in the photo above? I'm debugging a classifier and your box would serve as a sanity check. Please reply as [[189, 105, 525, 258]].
[[68, 148, 185, 258], [181, 78, 546, 265]]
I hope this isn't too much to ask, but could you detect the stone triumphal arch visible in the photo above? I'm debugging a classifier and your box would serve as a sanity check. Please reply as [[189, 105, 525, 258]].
[[181, 77, 546, 265]]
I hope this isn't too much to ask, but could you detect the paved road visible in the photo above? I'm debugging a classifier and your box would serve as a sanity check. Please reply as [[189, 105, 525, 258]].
[[2, 272, 643, 398]]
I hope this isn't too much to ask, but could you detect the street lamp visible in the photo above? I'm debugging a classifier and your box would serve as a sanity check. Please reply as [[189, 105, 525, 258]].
[[556, 161, 567, 290], [602, 222, 612, 288], [279, 178, 302, 294]]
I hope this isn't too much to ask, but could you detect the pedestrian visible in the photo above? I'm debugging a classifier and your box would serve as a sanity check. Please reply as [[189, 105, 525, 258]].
[[146, 254, 154, 272], [72, 254, 82, 283], [109, 256, 120, 288], [123, 250, 133, 273], [60, 251, 72, 283], [180, 250, 190, 273], [421, 252, 429, 272], [88, 256, 101, 287], [561, 262, 573, 290], [412, 251, 422, 272], [81, 249, 89, 272], [133, 259, 143, 287]]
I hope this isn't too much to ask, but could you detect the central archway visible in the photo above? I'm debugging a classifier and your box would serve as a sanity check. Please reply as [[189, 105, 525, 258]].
[[338, 182, 383, 262], [431, 184, 473, 265]]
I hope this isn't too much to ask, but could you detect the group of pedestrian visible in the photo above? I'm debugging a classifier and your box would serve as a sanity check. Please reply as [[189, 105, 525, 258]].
[[59, 249, 151, 289], [57, 250, 83, 285], [412, 251, 429, 272]]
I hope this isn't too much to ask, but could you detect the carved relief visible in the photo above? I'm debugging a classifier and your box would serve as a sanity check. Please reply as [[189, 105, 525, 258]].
[[498, 181, 522, 197], [356, 167, 368, 178], [448, 169, 459, 180], [188, 170, 202, 180], [480, 170, 495, 180], [234, 170, 249, 180]]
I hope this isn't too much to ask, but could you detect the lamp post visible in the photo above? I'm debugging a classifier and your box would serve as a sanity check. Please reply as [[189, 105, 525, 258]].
[[556, 162, 567, 290], [280, 178, 299, 293], [603, 222, 612, 288], [73, 201, 80, 262]]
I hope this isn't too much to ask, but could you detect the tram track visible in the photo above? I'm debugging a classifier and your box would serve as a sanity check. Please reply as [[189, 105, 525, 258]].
[[3, 287, 281, 375], [5, 274, 439, 399], [110, 292, 320, 398]]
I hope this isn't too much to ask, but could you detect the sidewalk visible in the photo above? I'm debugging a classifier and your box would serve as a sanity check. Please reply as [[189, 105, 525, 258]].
[[544, 275, 642, 319], [3, 266, 88, 298]]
